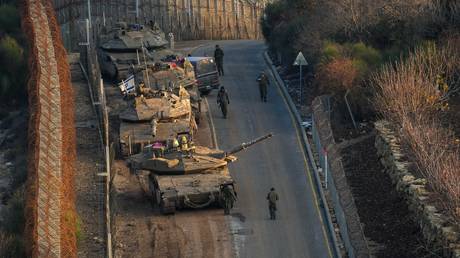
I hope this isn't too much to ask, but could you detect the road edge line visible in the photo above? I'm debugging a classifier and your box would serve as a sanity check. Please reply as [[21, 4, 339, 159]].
[[204, 97, 219, 149], [263, 51, 342, 258]]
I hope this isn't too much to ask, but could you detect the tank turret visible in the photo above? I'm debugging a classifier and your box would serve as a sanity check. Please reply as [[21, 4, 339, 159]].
[[100, 22, 168, 51], [137, 134, 273, 214], [128, 133, 273, 175]]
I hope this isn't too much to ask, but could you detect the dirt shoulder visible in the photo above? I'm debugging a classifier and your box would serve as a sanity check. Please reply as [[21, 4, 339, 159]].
[[71, 56, 106, 258]]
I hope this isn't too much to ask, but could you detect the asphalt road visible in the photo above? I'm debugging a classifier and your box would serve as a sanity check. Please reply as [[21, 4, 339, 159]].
[[193, 41, 334, 258]]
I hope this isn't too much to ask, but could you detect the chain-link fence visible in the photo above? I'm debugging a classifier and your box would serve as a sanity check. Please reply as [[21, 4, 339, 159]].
[[311, 96, 370, 258], [79, 31, 113, 256]]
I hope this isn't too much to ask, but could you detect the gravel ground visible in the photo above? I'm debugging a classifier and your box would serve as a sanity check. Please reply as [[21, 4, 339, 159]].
[[339, 130, 440, 258], [71, 57, 106, 258]]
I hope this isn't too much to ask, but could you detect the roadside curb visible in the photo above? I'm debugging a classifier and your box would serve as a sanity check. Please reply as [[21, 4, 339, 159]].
[[263, 51, 342, 258]]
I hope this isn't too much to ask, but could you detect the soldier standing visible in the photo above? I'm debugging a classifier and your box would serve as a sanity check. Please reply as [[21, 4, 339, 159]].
[[266, 187, 279, 220], [221, 184, 237, 215], [217, 86, 230, 119], [214, 45, 225, 76], [257, 71, 269, 102]]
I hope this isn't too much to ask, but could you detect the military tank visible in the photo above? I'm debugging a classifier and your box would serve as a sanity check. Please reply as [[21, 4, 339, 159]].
[[119, 87, 196, 156], [136, 63, 202, 123], [129, 134, 273, 214], [98, 22, 174, 81]]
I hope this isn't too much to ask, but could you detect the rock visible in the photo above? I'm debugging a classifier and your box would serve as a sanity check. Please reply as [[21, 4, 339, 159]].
[[396, 175, 413, 187], [442, 227, 459, 242], [93, 237, 103, 244], [453, 248, 460, 258], [5, 162, 13, 168], [375, 120, 460, 257]]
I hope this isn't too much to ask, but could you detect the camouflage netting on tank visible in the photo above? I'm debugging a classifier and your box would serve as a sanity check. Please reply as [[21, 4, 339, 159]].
[[21, 0, 77, 257]]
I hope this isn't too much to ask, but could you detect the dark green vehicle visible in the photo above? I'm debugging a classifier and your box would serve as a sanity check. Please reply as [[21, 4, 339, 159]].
[[187, 57, 220, 95]]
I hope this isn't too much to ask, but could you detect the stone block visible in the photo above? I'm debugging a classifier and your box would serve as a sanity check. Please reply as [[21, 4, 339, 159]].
[[442, 227, 459, 242]]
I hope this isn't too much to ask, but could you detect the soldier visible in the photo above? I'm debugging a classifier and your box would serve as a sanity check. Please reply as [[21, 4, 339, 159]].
[[217, 86, 230, 119], [266, 187, 279, 220], [221, 184, 237, 215], [214, 45, 225, 76], [257, 71, 269, 102], [180, 135, 188, 150]]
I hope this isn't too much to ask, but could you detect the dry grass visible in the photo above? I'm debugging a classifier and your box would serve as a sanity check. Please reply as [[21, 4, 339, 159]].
[[373, 38, 460, 222]]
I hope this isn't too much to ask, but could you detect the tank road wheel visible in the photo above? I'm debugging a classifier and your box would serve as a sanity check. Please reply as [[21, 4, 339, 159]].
[[113, 137, 122, 160], [149, 179, 161, 208], [120, 143, 130, 157], [160, 199, 176, 215], [154, 188, 162, 207], [194, 112, 201, 125], [159, 189, 177, 215], [200, 89, 211, 96]]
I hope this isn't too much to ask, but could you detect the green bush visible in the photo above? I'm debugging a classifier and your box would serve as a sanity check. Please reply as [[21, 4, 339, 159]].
[[0, 36, 27, 103], [76, 216, 84, 244], [1, 189, 25, 235], [351, 58, 369, 78], [349, 42, 382, 67], [0, 232, 25, 258], [0, 1, 28, 105], [0, 4, 20, 34], [0, 36, 24, 68], [321, 41, 342, 63]]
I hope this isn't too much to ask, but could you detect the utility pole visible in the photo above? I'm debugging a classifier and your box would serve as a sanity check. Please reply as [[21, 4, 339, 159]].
[[136, 0, 139, 22], [87, 0, 92, 28]]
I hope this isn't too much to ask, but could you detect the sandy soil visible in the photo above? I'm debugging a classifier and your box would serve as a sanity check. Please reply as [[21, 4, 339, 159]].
[[112, 158, 233, 258]]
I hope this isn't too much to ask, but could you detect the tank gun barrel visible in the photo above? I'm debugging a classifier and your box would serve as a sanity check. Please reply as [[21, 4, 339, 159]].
[[226, 133, 273, 156]]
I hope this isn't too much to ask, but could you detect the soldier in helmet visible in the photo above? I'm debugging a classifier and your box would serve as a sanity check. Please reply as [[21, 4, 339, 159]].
[[220, 184, 237, 215], [266, 187, 279, 220], [180, 135, 188, 150], [257, 71, 269, 102]]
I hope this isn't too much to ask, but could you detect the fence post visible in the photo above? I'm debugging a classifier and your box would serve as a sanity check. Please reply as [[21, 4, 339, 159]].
[[100, 77, 113, 258], [324, 149, 328, 189]]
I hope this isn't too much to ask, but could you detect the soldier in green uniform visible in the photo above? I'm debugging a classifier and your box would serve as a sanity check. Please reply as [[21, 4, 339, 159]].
[[217, 86, 230, 118], [214, 45, 225, 76], [220, 184, 237, 215], [257, 71, 269, 102], [267, 187, 279, 220]]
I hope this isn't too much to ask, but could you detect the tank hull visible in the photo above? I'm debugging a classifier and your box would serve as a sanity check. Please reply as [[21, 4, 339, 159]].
[[148, 170, 234, 214]]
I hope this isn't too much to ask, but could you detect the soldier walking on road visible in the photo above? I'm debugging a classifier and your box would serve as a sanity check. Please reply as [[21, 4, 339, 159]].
[[214, 45, 225, 76], [257, 71, 269, 102], [220, 184, 237, 215], [217, 86, 230, 119], [267, 187, 279, 220]]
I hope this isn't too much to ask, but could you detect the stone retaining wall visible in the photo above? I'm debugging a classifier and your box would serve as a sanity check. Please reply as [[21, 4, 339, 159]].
[[375, 120, 460, 258]]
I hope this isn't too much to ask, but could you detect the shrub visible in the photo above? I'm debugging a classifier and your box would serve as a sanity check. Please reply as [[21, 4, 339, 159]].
[[0, 4, 20, 34], [373, 38, 460, 222], [76, 216, 84, 244], [0, 36, 24, 70], [348, 42, 382, 68], [0, 232, 24, 258], [321, 41, 342, 63], [317, 58, 358, 95]]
